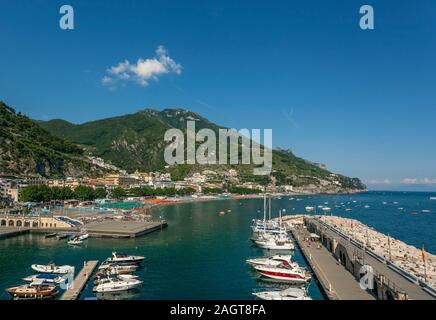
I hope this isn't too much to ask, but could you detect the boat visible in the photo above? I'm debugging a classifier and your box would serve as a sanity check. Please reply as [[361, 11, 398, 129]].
[[422, 210, 431, 213], [77, 233, 89, 241], [104, 252, 145, 264], [246, 255, 296, 268], [23, 273, 64, 285], [219, 211, 225, 216], [254, 265, 311, 284], [254, 235, 295, 250], [44, 233, 57, 239], [6, 283, 59, 300], [321, 207, 331, 212], [68, 238, 83, 245], [430, 197, 436, 200], [305, 206, 315, 212], [93, 277, 143, 293], [97, 264, 138, 275], [94, 274, 139, 285], [253, 287, 312, 300], [57, 233, 73, 240], [31, 263, 74, 275]]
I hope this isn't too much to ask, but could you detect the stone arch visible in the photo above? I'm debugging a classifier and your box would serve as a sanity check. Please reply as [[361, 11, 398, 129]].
[[32, 222, 38, 228], [8, 220, 14, 227], [0, 219, 6, 226], [16, 220, 22, 227], [24, 221, 30, 227], [385, 290, 394, 300]]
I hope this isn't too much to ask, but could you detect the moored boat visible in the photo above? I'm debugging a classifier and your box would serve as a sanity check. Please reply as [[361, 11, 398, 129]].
[[93, 277, 142, 293], [254, 265, 311, 284], [253, 287, 312, 300], [6, 283, 59, 300], [23, 273, 64, 285], [105, 252, 145, 264], [31, 263, 74, 274], [44, 232, 57, 238], [246, 255, 296, 268]]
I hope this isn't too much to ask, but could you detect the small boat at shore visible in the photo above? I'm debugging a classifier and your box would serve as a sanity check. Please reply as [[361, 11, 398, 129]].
[[6, 283, 59, 300], [253, 287, 312, 300], [31, 263, 74, 275]]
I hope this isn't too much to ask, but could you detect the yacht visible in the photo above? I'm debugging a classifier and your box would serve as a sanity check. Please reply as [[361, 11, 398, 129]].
[[246, 255, 296, 268], [305, 206, 315, 212], [31, 263, 74, 275], [97, 264, 138, 276], [6, 282, 59, 300], [104, 252, 145, 264], [93, 276, 142, 293], [254, 265, 311, 284], [253, 287, 312, 300]]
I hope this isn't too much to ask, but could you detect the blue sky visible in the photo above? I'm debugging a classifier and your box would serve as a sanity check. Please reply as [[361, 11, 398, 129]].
[[1, 0, 436, 191]]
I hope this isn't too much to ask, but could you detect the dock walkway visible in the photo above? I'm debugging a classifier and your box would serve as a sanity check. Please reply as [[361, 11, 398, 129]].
[[60, 260, 98, 300], [292, 226, 375, 300]]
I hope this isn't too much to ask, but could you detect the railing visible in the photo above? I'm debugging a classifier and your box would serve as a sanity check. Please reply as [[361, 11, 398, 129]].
[[305, 216, 436, 298]]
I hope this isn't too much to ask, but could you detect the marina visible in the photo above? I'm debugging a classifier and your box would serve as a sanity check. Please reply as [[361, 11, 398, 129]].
[[0, 192, 435, 300]]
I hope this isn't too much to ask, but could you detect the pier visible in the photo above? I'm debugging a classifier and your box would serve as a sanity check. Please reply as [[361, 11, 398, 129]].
[[0, 227, 29, 239], [292, 225, 374, 300], [291, 216, 436, 300], [85, 220, 167, 238], [60, 260, 99, 300]]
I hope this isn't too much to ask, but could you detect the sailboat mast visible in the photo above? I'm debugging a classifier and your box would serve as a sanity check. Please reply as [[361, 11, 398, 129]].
[[268, 197, 271, 220]]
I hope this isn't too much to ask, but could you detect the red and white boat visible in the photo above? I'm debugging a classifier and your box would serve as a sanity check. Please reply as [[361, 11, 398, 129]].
[[254, 264, 311, 284]]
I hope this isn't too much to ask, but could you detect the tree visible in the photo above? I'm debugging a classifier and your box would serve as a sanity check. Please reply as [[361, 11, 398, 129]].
[[74, 185, 95, 201], [93, 188, 107, 199], [111, 187, 126, 200]]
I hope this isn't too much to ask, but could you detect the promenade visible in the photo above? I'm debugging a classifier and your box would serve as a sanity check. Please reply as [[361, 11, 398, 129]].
[[307, 217, 435, 300], [292, 226, 375, 300]]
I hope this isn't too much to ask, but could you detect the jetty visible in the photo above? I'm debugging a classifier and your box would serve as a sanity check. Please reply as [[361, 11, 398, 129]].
[[289, 216, 436, 300], [85, 220, 167, 238], [0, 227, 29, 239], [60, 260, 98, 300]]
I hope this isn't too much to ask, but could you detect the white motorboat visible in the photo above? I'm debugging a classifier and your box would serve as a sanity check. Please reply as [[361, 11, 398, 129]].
[[23, 273, 64, 285], [31, 263, 74, 275], [105, 252, 145, 264], [246, 255, 297, 268], [77, 233, 89, 241], [305, 206, 315, 212], [254, 234, 295, 250], [97, 264, 138, 276], [68, 238, 83, 245], [254, 265, 311, 284], [253, 287, 312, 300], [93, 277, 142, 293], [430, 197, 436, 200]]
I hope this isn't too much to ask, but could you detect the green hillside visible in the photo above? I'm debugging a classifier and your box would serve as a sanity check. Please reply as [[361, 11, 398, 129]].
[[0, 101, 110, 178], [39, 107, 366, 192]]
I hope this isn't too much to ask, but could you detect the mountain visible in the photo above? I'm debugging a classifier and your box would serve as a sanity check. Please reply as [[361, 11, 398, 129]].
[[0, 101, 110, 178], [39, 108, 366, 193]]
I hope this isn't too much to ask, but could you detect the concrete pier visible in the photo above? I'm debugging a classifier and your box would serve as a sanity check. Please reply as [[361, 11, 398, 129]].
[[85, 220, 167, 238], [291, 216, 436, 300], [60, 260, 98, 300], [292, 226, 375, 300], [0, 227, 29, 239]]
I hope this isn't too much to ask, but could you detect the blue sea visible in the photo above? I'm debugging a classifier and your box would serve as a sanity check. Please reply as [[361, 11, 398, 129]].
[[0, 191, 434, 300]]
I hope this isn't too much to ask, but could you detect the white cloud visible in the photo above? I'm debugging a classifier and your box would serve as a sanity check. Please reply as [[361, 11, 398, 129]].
[[401, 178, 436, 185], [367, 179, 391, 185], [103, 46, 182, 87]]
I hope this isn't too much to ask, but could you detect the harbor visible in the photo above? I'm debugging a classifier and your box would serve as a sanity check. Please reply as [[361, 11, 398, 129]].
[[0, 192, 435, 300]]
